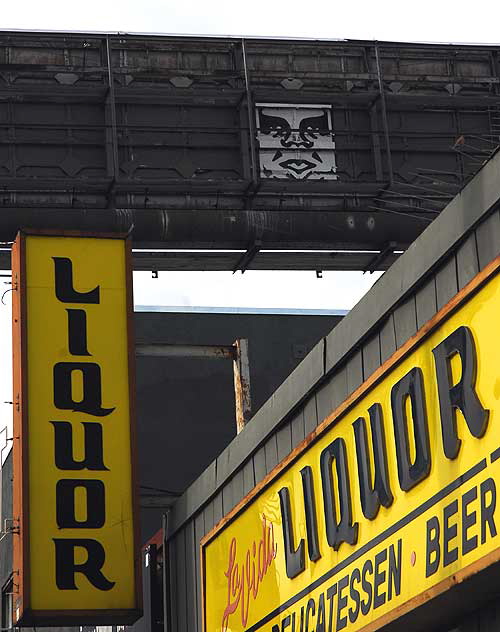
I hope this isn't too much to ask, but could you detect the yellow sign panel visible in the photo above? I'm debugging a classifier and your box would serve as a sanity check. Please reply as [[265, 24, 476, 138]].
[[12, 232, 141, 626], [203, 259, 500, 632]]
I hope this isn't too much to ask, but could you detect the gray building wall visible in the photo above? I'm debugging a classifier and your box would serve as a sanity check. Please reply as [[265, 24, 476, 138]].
[[160, 149, 500, 632], [134, 310, 342, 541]]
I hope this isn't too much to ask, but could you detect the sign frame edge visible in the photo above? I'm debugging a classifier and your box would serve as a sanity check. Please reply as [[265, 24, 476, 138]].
[[12, 229, 142, 626]]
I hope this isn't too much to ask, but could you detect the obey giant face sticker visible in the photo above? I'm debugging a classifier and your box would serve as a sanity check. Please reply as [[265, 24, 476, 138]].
[[256, 104, 338, 180]]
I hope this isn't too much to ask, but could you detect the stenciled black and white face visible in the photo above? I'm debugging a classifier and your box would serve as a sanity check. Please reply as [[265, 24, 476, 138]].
[[256, 104, 338, 180]]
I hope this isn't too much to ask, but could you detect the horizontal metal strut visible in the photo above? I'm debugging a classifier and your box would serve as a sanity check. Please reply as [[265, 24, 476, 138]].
[[136, 340, 252, 431], [135, 343, 236, 359]]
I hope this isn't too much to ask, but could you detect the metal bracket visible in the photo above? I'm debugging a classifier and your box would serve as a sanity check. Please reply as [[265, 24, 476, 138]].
[[364, 241, 397, 274], [233, 240, 262, 274], [233, 338, 251, 433], [0, 518, 20, 542]]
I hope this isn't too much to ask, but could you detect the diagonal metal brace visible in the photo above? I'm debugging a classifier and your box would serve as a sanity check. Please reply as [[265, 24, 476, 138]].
[[233, 240, 262, 274], [233, 338, 251, 433], [364, 241, 397, 274]]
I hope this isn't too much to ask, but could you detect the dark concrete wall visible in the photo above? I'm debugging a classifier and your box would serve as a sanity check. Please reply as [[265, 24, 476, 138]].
[[134, 311, 341, 540]]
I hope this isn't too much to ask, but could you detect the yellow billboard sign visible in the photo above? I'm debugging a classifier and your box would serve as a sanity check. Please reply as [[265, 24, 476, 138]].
[[12, 232, 141, 626], [203, 256, 500, 632]]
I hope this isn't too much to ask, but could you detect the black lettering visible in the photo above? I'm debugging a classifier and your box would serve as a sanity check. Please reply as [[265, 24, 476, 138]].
[[326, 584, 337, 632], [316, 594, 326, 632], [360, 560, 373, 616], [67, 309, 90, 356], [336, 575, 348, 631], [320, 438, 358, 550], [56, 479, 105, 528], [54, 362, 115, 417], [353, 404, 393, 520], [462, 487, 477, 555], [299, 606, 305, 632], [54, 257, 100, 304], [481, 478, 497, 544], [282, 615, 291, 632], [272, 626, 280, 632], [348, 568, 361, 623], [292, 609, 304, 632], [432, 326, 489, 460], [373, 549, 387, 609], [387, 540, 402, 600], [305, 598, 315, 632], [443, 499, 458, 566], [53, 538, 114, 590], [426, 516, 440, 577], [52, 421, 108, 471], [278, 486, 305, 579], [301, 466, 321, 562], [391, 367, 431, 491]]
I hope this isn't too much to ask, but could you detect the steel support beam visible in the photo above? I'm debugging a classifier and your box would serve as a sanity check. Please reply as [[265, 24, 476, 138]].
[[375, 44, 394, 186], [140, 495, 180, 508], [136, 343, 235, 360], [136, 339, 252, 432], [233, 338, 251, 433]]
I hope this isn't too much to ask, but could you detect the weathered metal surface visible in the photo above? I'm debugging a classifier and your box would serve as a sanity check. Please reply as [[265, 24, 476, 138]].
[[139, 494, 179, 509], [135, 338, 252, 433], [233, 338, 251, 433], [0, 32, 499, 270], [135, 343, 235, 359]]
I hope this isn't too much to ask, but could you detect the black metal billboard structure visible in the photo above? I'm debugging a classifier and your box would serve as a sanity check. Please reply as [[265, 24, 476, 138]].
[[0, 31, 499, 271]]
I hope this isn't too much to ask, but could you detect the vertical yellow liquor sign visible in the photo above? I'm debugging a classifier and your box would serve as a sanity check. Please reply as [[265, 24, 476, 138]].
[[12, 231, 142, 626]]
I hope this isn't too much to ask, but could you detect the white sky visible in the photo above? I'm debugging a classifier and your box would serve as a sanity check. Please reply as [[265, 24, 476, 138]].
[[2, 0, 500, 44], [0, 0, 498, 452]]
